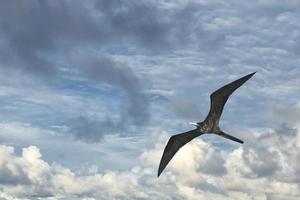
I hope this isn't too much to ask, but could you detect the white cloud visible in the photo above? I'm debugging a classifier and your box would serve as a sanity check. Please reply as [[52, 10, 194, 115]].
[[0, 145, 148, 199], [1, 121, 299, 200]]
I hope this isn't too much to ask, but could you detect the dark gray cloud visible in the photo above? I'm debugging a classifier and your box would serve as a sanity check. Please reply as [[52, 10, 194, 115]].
[[95, 0, 171, 51], [65, 56, 149, 142], [0, 0, 224, 141], [81, 57, 149, 125], [93, 0, 225, 52], [0, 0, 224, 78], [0, 0, 101, 78], [67, 116, 113, 143]]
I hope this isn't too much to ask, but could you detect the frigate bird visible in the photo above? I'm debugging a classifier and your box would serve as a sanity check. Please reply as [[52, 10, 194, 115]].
[[158, 72, 256, 177]]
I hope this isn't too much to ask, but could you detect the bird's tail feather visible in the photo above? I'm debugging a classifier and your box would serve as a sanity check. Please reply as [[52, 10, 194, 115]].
[[218, 131, 243, 144]]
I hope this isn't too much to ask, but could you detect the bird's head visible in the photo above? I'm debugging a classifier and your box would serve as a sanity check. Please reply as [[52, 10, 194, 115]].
[[189, 122, 200, 128]]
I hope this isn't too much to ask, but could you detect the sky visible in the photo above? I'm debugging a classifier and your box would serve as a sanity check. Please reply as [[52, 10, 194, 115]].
[[0, 0, 300, 199]]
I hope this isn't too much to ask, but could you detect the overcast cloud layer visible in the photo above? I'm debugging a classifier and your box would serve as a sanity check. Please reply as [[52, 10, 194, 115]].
[[0, 0, 300, 199]]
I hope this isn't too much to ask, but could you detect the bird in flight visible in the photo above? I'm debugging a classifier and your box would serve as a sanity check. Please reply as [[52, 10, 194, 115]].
[[158, 72, 256, 177]]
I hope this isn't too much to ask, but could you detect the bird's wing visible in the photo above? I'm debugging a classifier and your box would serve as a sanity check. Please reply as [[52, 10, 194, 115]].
[[158, 129, 201, 177], [204, 72, 256, 124]]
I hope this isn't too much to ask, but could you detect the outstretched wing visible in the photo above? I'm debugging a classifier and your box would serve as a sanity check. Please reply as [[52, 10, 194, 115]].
[[204, 72, 256, 125], [158, 129, 201, 177]]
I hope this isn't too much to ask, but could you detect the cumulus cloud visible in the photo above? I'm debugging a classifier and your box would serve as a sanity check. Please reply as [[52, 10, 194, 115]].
[[0, 145, 147, 199], [0, 0, 300, 199], [2, 120, 300, 200], [140, 126, 300, 200], [141, 137, 226, 183]]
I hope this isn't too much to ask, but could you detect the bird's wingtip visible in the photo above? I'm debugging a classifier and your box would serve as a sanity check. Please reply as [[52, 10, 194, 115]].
[[245, 72, 256, 79], [250, 71, 256, 76], [157, 170, 161, 178]]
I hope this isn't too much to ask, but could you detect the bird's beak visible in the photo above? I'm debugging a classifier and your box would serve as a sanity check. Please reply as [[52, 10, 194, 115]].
[[189, 122, 198, 127]]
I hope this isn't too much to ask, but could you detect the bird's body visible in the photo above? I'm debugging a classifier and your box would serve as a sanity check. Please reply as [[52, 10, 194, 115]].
[[158, 72, 256, 177]]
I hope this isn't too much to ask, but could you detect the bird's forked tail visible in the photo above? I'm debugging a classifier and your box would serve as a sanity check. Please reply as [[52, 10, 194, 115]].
[[217, 131, 243, 144]]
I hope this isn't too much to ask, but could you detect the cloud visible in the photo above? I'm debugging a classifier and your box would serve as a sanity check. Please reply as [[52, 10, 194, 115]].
[[66, 116, 112, 142], [0, 0, 101, 79], [141, 123, 300, 199], [0, 146, 53, 197], [0, 0, 300, 199], [1, 120, 300, 200], [1, 0, 299, 142], [93, 0, 225, 52], [1, 81, 300, 200], [0, 0, 224, 79], [64, 55, 150, 141], [0, 0, 224, 141], [0, 145, 147, 199], [141, 137, 226, 183], [79, 56, 150, 127]]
